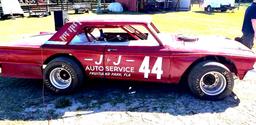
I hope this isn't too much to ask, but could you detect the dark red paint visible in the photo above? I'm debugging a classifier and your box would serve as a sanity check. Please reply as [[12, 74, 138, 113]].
[[0, 18, 255, 85]]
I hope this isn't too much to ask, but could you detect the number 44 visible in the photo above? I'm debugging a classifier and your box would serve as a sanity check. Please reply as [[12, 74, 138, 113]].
[[139, 56, 163, 79]]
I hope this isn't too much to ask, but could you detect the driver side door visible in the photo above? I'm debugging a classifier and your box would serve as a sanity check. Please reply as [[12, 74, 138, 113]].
[[104, 45, 171, 83]]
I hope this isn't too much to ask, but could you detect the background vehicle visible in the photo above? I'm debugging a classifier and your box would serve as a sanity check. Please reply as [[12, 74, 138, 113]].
[[202, 0, 236, 12], [0, 16, 255, 100], [0, 0, 24, 19]]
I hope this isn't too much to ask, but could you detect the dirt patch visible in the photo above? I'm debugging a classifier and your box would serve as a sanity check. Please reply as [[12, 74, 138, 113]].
[[0, 78, 255, 125]]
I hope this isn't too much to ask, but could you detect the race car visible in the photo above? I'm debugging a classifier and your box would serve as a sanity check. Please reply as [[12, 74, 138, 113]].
[[0, 16, 255, 100]]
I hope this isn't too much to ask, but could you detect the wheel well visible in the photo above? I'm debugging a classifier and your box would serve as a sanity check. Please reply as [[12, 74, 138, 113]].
[[180, 56, 237, 84], [43, 53, 85, 73], [207, 5, 212, 8]]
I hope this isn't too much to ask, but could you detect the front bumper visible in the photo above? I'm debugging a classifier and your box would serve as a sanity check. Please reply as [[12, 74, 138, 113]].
[[243, 63, 256, 81]]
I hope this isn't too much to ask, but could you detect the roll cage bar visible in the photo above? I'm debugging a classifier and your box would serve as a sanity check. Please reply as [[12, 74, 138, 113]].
[[48, 22, 163, 46]]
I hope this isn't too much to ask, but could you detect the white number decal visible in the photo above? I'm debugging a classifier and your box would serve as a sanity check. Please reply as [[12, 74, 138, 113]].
[[139, 56, 151, 79], [152, 57, 163, 79], [139, 56, 163, 79]]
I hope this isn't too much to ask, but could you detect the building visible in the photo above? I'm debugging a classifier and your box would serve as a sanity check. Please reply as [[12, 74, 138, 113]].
[[115, 0, 191, 12]]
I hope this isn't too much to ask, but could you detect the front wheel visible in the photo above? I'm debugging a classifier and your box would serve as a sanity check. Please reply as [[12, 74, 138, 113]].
[[43, 57, 85, 94], [188, 61, 234, 100]]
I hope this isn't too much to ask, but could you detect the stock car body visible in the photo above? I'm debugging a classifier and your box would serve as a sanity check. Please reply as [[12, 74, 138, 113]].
[[0, 16, 255, 100]]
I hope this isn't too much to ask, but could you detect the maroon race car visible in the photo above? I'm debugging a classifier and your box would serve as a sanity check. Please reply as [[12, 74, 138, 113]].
[[0, 16, 255, 100]]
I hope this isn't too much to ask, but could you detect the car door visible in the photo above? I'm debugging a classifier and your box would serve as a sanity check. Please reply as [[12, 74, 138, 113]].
[[71, 45, 106, 79], [104, 45, 171, 83]]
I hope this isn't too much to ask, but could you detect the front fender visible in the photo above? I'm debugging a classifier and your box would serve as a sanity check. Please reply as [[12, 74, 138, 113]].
[[243, 63, 256, 81]]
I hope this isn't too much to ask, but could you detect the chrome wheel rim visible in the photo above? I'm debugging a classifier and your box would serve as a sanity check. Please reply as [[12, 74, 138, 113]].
[[49, 67, 72, 89], [199, 71, 227, 96]]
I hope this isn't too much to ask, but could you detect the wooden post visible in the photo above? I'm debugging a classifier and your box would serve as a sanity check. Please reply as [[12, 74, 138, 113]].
[[46, 0, 49, 12]]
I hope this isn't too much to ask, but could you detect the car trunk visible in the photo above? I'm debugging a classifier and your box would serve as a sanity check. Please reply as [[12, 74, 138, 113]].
[[0, 34, 53, 48]]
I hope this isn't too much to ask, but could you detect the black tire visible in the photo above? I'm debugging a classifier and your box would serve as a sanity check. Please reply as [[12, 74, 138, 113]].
[[43, 57, 85, 94], [75, 9, 79, 14], [221, 9, 227, 12], [0, 14, 7, 20], [205, 6, 212, 12], [220, 7, 227, 12], [188, 61, 234, 100]]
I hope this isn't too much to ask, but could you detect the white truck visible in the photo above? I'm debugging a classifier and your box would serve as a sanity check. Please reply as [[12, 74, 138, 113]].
[[202, 0, 236, 12], [0, 0, 24, 19]]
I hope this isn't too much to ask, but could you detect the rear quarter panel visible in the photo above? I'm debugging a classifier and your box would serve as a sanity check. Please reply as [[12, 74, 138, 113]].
[[0, 46, 42, 79], [170, 52, 205, 83]]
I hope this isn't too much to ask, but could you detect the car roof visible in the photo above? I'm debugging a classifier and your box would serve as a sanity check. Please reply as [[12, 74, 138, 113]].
[[68, 15, 152, 25]]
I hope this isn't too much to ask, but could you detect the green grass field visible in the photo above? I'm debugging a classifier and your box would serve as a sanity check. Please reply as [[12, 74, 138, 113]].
[[0, 4, 250, 43]]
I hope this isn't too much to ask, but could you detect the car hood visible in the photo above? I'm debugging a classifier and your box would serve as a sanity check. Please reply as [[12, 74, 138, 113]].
[[158, 33, 255, 56]]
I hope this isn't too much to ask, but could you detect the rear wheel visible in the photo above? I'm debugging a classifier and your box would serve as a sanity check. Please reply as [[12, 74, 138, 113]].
[[43, 57, 85, 94], [188, 61, 234, 100], [205, 6, 212, 12]]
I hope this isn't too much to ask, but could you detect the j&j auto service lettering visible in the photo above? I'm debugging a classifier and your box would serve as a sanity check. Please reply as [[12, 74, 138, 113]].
[[84, 55, 164, 79], [84, 55, 135, 77]]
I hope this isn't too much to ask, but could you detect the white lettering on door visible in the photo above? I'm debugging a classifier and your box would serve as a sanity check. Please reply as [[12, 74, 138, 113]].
[[95, 55, 103, 65], [113, 55, 122, 66]]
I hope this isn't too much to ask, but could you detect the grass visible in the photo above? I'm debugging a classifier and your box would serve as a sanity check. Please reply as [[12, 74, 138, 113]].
[[0, 4, 250, 42]]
